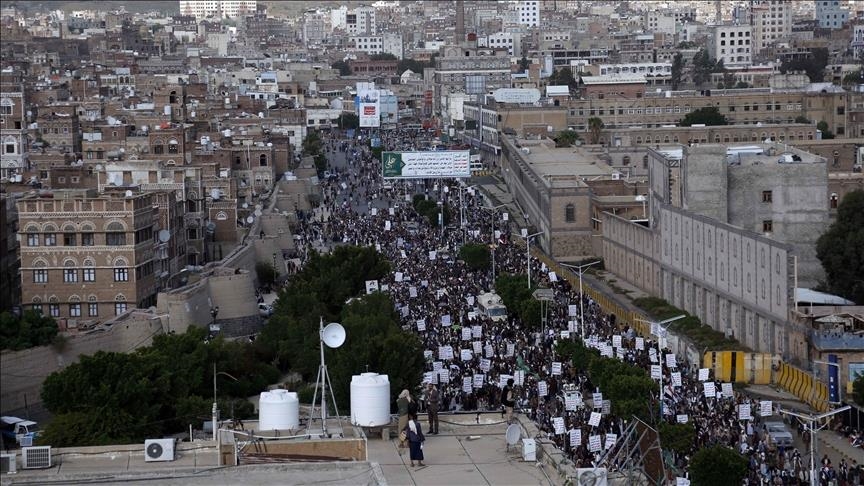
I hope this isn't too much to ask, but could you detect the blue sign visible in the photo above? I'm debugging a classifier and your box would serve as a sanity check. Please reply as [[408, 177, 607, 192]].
[[828, 354, 839, 403]]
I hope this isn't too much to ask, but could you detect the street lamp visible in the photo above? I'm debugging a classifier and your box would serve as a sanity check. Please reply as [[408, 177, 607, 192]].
[[779, 405, 850, 486], [212, 362, 239, 441], [560, 260, 603, 339], [209, 306, 220, 335], [514, 230, 542, 288], [636, 314, 686, 420], [479, 203, 507, 285]]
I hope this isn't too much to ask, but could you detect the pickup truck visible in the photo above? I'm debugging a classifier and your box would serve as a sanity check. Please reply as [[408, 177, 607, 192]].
[[1, 416, 39, 446]]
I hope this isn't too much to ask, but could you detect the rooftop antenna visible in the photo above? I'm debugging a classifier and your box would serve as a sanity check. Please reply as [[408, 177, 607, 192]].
[[308, 318, 346, 437]]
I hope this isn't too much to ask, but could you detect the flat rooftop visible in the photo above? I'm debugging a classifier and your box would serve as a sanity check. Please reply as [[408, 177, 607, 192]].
[[510, 139, 616, 188]]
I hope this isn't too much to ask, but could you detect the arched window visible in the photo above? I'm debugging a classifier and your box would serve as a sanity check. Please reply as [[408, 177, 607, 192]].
[[168, 139, 179, 154], [622, 156, 630, 166], [565, 204, 575, 222], [216, 211, 228, 221], [152, 139, 164, 154], [259, 154, 268, 166], [106, 221, 126, 246], [830, 193, 838, 209], [642, 155, 649, 168]]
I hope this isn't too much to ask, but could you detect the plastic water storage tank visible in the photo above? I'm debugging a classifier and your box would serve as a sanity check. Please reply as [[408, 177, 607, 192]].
[[350, 373, 390, 427], [258, 390, 299, 431]]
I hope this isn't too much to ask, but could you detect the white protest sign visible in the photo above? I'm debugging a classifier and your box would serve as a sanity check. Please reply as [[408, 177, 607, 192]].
[[568, 305, 578, 317], [472, 341, 482, 354], [651, 365, 662, 380], [635, 337, 644, 350], [676, 414, 689, 424], [738, 403, 752, 420], [432, 361, 443, 371], [424, 350, 433, 360], [439, 368, 450, 382], [588, 412, 602, 427], [671, 372, 682, 387], [588, 435, 602, 452], [549, 272, 558, 282], [424, 371, 438, 384], [499, 375, 513, 388], [441, 315, 452, 327], [676, 478, 691, 486], [472, 325, 482, 338], [389, 207, 395, 216], [460, 349, 473, 361], [568, 320, 577, 333], [569, 429, 581, 447], [461, 328, 472, 340], [428, 251, 436, 261], [365, 280, 379, 294], [503, 212, 509, 221], [416, 319, 426, 331], [421, 280, 428, 287], [649, 348, 658, 363], [760, 400, 773, 417], [703, 382, 716, 398], [506, 343, 515, 357], [698, 368, 710, 381], [721, 382, 734, 398], [601, 400, 611, 415], [462, 377, 473, 393], [552, 417, 565, 435], [551, 362, 562, 376], [538, 381, 548, 397], [612, 335, 622, 348], [479, 359, 491, 373], [605, 433, 617, 450], [561, 331, 571, 339], [467, 295, 475, 306], [565, 393, 581, 411], [401, 249, 407, 259], [409, 286, 418, 298], [370, 208, 378, 216], [484, 344, 494, 358], [395, 272, 403, 282], [384, 221, 391, 231], [473, 374, 485, 388], [592, 392, 603, 405], [601, 344, 613, 358], [514, 370, 525, 386], [665, 353, 677, 368]]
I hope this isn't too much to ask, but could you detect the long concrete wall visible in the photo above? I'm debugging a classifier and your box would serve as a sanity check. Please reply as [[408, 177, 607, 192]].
[[0, 312, 165, 414]]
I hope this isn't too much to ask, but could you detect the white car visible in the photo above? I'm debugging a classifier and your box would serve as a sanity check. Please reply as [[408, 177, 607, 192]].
[[258, 303, 274, 317]]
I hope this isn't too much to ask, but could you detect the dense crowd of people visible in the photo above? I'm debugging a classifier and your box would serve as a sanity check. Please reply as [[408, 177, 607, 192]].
[[291, 129, 859, 485]]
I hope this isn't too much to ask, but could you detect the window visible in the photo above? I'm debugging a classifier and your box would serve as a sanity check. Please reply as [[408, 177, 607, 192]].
[[762, 220, 773, 232], [49, 304, 60, 317], [83, 267, 95, 282], [106, 222, 126, 246], [260, 154, 268, 166], [114, 302, 128, 315], [64, 233, 77, 246], [153, 144, 164, 154], [27, 233, 39, 246], [31, 304, 43, 314], [69, 303, 81, 317], [622, 156, 630, 166], [114, 268, 129, 282], [64, 268, 78, 283], [762, 190, 772, 203], [33, 269, 48, 283], [44, 233, 57, 246], [830, 194, 838, 209], [168, 140, 179, 154], [88, 303, 98, 316], [82, 232, 94, 246], [565, 204, 575, 222]]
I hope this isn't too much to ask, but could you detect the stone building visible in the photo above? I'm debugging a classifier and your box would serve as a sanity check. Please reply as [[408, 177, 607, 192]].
[[17, 191, 160, 327], [1, 68, 28, 179]]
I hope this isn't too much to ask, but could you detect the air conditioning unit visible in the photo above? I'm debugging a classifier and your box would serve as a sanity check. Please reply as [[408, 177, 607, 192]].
[[144, 439, 176, 462], [21, 446, 51, 469], [521, 438, 536, 461], [611, 172, 621, 180], [0, 453, 16, 474], [574, 468, 608, 486]]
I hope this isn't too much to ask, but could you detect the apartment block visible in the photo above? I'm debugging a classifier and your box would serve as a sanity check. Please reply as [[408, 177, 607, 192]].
[[518, 0, 540, 27], [815, 0, 849, 29], [178, 0, 257, 20], [708, 24, 753, 68], [17, 191, 160, 325], [1, 69, 27, 180]]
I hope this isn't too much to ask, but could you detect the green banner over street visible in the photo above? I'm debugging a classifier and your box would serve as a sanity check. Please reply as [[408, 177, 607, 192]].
[[382, 151, 471, 179]]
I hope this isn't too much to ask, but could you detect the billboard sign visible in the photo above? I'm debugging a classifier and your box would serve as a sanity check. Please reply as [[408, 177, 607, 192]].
[[493, 88, 541, 104], [356, 83, 380, 128], [382, 151, 471, 179]]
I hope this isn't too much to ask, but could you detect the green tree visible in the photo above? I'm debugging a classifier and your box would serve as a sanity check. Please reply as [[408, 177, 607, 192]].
[[794, 115, 811, 124], [338, 112, 359, 130], [256, 261, 278, 287], [692, 49, 723, 87], [816, 120, 835, 139], [779, 48, 829, 82], [670, 52, 685, 90], [553, 129, 580, 147], [548, 66, 576, 90], [331, 60, 352, 76], [458, 243, 491, 270], [0, 310, 59, 350], [587, 117, 604, 144], [842, 68, 863, 86], [689, 446, 749, 486], [680, 107, 728, 126], [816, 190, 864, 304], [658, 422, 696, 455], [518, 55, 530, 73], [303, 129, 323, 156]]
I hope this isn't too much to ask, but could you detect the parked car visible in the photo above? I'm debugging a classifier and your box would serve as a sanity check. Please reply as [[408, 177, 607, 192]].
[[764, 421, 794, 448], [1, 416, 39, 445], [258, 303, 274, 317]]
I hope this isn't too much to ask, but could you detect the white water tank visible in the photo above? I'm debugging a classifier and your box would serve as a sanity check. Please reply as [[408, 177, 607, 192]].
[[258, 390, 299, 431], [350, 373, 390, 427]]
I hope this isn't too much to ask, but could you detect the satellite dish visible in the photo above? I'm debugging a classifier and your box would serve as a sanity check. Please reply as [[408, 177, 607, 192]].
[[205, 222, 216, 234], [254, 209, 263, 217], [242, 203, 249, 209], [125, 190, 133, 198], [211, 188, 220, 200], [322, 323, 346, 348], [246, 215, 254, 224], [505, 424, 521, 446], [158, 229, 171, 242]]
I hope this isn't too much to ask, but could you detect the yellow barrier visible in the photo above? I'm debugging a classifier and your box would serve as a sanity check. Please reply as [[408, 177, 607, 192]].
[[776, 362, 829, 413], [702, 351, 774, 384]]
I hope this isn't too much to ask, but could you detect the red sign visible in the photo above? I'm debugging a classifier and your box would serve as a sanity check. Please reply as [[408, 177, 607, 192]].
[[363, 106, 376, 115]]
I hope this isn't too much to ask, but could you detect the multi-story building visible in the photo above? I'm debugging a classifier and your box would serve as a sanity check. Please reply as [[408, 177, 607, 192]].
[[434, 44, 512, 124], [815, 0, 849, 29], [303, 10, 329, 45], [178, 0, 257, 20], [1, 69, 27, 180], [35, 107, 81, 156], [17, 191, 160, 325], [851, 24, 864, 59], [346, 6, 376, 36], [518, 0, 540, 27], [350, 33, 404, 59], [0, 194, 21, 312], [643, 12, 676, 35], [752, 0, 793, 54], [708, 24, 753, 68], [478, 32, 522, 57]]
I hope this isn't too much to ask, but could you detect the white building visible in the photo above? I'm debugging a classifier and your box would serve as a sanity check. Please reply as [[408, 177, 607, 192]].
[[815, 0, 849, 29], [596, 62, 672, 76], [178, 0, 256, 20], [478, 32, 522, 57], [303, 11, 330, 45], [330, 6, 347, 30], [853, 25, 864, 60], [346, 6, 376, 35], [518, 0, 539, 27], [709, 24, 753, 68], [351, 33, 403, 59], [643, 12, 676, 35], [752, 0, 792, 52]]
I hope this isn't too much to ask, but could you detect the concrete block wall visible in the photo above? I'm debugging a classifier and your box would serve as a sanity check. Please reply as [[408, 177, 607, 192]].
[[207, 271, 257, 319]]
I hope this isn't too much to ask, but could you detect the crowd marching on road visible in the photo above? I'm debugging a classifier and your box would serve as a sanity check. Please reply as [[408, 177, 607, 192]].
[[290, 129, 861, 486]]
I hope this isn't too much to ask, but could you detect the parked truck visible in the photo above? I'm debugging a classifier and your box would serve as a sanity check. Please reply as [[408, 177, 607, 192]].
[[1, 416, 39, 446]]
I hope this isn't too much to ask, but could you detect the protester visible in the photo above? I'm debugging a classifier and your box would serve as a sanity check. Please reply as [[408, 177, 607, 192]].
[[426, 383, 440, 434], [404, 412, 426, 467], [396, 389, 412, 450]]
